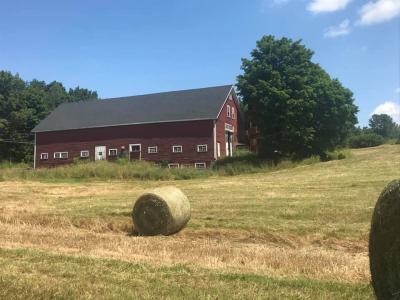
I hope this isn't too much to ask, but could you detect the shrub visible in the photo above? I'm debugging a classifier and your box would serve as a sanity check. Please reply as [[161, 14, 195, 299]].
[[348, 133, 385, 149]]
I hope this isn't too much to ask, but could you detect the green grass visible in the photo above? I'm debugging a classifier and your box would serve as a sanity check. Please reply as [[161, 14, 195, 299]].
[[0, 248, 372, 300], [0, 149, 349, 182], [0, 145, 399, 299]]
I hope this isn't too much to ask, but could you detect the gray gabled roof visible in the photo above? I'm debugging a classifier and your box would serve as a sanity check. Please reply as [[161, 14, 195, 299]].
[[32, 84, 233, 133]]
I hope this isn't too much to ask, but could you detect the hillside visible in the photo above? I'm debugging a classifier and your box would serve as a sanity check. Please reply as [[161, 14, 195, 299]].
[[0, 145, 399, 299]]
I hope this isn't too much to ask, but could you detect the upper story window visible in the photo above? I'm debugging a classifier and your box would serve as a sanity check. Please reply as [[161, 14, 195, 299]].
[[54, 152, 68, 159], [231, 107, 235, 119], [40, 153, 48, 160], [80, 150, 89, 158], [148, 146, 158, 154], [227, 105, 231, 118], [172, 145, 183, 153], [197, 144, 207, 153]]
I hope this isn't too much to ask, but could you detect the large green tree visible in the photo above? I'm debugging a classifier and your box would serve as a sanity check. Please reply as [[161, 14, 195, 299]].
[[237, 36, 358, 158], [369, 114, 397, 139], [0, 71, 98, 162]]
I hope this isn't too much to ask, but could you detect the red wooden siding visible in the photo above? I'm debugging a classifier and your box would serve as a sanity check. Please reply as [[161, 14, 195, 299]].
[[215, 92, 239, 158], [36, 120, 215, 168]]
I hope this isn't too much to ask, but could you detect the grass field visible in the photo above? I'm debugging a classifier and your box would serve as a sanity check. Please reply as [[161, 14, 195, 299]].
[[0, 145, 399, 299]]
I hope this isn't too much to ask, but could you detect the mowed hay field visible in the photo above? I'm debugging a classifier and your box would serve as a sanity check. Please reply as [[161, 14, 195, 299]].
[[0, 145, 399, 299]]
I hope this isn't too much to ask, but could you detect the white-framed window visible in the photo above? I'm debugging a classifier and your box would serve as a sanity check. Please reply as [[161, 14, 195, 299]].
[[80, 150, 89, 158], [225, 123, 234, 132], [108, 149, 118, 156], [231, 107, 235, 119], [148, 146, 158, 154], [227, 105, 231, 118], [168, 163, 180, 168], [40, 153, 48, 160], [54, 152, 68, 159], [181, 164, 192, 168], [195, 162, 207, 169], [197, 144, 207, 153], [172, 145, 182, 153]]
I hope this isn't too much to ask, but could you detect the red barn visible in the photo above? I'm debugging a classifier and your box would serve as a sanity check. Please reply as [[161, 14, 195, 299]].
[[32, 85, 240, 168]]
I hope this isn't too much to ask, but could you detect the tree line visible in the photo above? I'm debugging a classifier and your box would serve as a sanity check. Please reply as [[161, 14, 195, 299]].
[[347, 114, 400, 148], [0, 71, 98, 162], [1, 36, 397, 164]]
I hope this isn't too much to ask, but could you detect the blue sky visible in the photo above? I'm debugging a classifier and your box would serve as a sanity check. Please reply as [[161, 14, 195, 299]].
[[0, 0, 399, 125]]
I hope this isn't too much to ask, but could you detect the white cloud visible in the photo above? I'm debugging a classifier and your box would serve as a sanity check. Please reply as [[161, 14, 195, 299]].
[[373, 101, 400, 123], [324, 19, 351, 37], [308, 0, 353, 13], [358, 0, 400, 25]]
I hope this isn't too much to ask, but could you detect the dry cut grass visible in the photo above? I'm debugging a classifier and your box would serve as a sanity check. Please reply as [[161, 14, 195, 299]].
[[0, 145, 399, 298]]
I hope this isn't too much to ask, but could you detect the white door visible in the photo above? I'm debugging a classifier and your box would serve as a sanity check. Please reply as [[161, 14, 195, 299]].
[[95, 146, 106, 161]]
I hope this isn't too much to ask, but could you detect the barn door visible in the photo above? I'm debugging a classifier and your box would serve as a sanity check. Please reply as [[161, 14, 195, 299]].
[[95, 146, 106, 161], [129, 144, 141, 161]]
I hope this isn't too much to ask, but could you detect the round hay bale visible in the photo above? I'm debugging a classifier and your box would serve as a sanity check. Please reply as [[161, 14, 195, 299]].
[[369, 180, 400, 300], [132, 186, 191, 236]]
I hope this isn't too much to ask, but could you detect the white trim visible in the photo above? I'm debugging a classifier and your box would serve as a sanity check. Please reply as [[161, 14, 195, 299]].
[[168, 163, 180, 168], [215, 86, 240, 119], [129, 144, 142, 160], [197, 144, 207, 153], [80, 150, 89, 158], [172, 145, 183, 153], [195, 162, 207, 169], [213, 121, 217, 160], [147, 146, 158, 154], [217, 142, 221, 158], [54, 152, 68, 159], [33, 133, 36, 169], [108, 148, 118, 156], [40, 153, 48, 160]]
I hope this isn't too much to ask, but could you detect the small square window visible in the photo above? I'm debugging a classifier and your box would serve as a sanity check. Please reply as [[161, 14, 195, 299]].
[[197, 145, 207, 153], [40, 153, 48, 160], [195, 162, 206, 169], [54, 152, 68, 159], [148, 146, 158, 154], [172, 145, 182, 153], [109, 149, 118, 156], [80, 150, 89, 158], [168, 163, 180, 168]]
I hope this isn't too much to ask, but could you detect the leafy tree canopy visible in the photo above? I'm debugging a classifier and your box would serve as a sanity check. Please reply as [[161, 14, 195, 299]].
[[369, 114, 397, 139], [237, 35, 358, 158], [0, 71, 98, 162]]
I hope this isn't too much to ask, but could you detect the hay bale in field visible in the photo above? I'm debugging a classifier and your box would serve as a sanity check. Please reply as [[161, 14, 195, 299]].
[[132, 186, 190, 236], [369, 180, 400, 300]]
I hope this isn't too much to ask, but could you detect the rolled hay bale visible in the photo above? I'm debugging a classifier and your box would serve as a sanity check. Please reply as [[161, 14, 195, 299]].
[[370, 180, 400, 300], [132, 186, 190, 236]]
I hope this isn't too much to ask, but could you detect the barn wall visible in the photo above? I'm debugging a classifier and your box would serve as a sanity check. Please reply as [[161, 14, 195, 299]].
[[36, 120, 215, 168], [215, 92, 239, 158]]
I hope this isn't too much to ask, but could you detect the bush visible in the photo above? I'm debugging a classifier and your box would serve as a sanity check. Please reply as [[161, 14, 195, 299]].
[[347, 133, 385, 149]]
